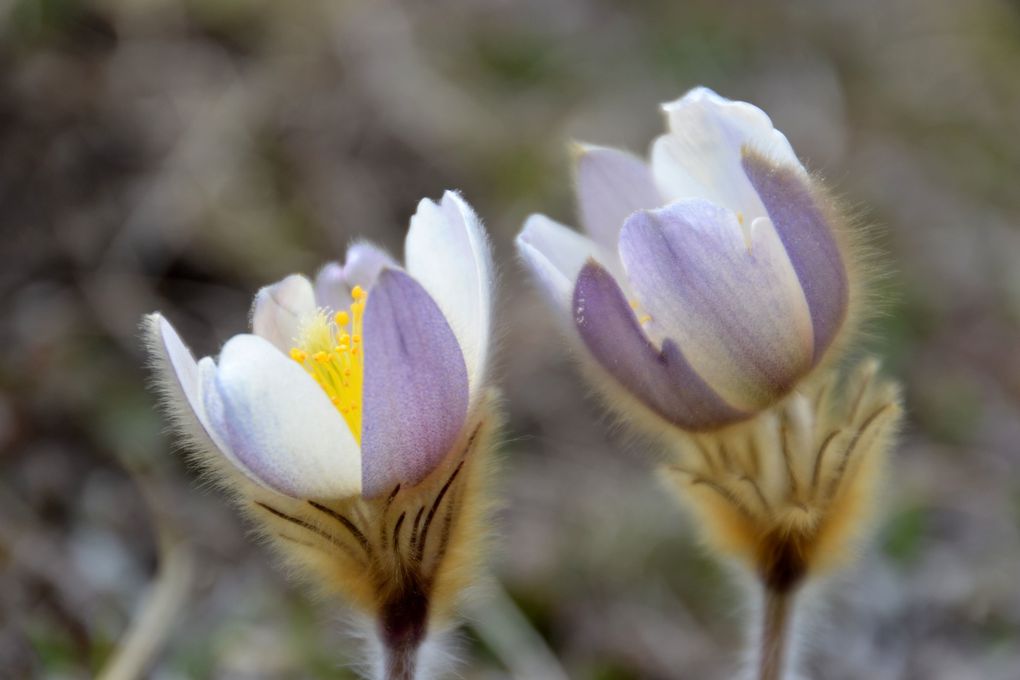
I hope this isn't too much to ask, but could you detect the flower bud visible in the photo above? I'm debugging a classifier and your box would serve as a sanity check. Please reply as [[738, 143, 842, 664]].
[[518, 87, 859, 431]]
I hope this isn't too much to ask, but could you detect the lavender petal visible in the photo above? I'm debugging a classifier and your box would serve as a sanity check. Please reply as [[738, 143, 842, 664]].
[[574, 261, 745, 430], [618, 200, 814, 410], [742, 151, 849, 361], [575, 144, 661, 251], [361, 269, 469, 498]]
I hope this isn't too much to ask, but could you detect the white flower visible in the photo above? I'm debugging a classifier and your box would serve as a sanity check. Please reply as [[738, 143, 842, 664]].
[[517, 87, 851, 431], [147, 191, 493, 499]]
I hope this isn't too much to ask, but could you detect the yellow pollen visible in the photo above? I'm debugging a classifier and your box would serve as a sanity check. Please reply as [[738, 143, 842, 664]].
[[288, 292, 367, 443], [737, 211, 745, 225], [638, 314, 652, 325]]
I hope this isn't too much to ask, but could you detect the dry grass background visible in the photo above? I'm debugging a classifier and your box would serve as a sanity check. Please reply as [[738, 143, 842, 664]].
[[1, 0, 1020, 678]]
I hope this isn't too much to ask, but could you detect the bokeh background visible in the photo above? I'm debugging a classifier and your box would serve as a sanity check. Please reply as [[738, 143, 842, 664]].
[[3, 0, 1020, 678]]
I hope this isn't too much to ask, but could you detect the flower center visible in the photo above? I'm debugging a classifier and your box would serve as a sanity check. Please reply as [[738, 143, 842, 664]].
[[289, 286, 366, 443]]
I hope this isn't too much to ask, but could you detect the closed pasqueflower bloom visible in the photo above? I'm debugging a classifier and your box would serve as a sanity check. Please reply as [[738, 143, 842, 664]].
[[517, 87, 855, 431], [146, 191, 495, 679]]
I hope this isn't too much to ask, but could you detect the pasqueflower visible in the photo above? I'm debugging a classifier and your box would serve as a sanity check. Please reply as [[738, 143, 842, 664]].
[[146, 191, 495, 679], [517, 87, 853, 431]]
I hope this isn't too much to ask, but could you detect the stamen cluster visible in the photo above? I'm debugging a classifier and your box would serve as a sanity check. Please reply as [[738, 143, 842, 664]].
[[290, 285, 367, 440]]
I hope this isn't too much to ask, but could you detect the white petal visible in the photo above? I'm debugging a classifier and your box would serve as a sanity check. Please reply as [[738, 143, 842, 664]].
[[651, 86, 805, 222], [404, 191, 493, 397], [204, 334, 362, 499], [146, 314, 227, 453], [250, 274, 316, 352], [516, 214, 604, 313]]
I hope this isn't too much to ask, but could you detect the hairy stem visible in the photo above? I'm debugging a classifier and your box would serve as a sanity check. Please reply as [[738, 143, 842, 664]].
[[383, 645, 417, 680], [758, 587, 795, 680]]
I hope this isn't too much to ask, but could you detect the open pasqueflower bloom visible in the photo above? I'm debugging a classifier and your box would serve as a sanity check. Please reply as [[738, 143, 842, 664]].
[[145, 191, 495, 679], [517, 87, 855, 432]]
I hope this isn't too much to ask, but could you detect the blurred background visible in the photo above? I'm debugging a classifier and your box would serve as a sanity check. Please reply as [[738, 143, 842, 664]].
[[2, 0, 1020, 678]]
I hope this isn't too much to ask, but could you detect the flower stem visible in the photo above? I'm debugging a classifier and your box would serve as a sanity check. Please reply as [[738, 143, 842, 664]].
[[383, 645, 416, 680], [758, 587, 795, 680]]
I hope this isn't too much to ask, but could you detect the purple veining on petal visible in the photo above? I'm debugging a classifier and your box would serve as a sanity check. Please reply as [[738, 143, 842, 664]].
[[361, 269, 469, 498], [618, 201, 813, 407], [576, 145, 662, 251], [573, 261, 745, 431], [742, 151, 848, 361]]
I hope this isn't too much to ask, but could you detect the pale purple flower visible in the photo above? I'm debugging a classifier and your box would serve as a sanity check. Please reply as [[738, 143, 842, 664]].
[[517, 87, 849, 431], [148, 191, 493, 499]]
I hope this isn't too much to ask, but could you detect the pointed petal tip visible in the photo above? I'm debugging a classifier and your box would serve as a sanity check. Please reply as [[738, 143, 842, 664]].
[[405, 190, 493, 399], [568, 140, 603, 160]]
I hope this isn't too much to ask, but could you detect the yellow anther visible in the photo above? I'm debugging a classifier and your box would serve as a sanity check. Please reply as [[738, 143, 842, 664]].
[[638, 314, 652, 325], [629, 299, 640, 310], [737, 211, 745, 225], [288, 291, 367, 443]]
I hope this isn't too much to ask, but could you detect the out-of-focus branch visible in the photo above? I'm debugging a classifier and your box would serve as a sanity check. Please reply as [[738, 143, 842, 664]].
[[96, 476, 194, 680], [466, 582, 570, 680]]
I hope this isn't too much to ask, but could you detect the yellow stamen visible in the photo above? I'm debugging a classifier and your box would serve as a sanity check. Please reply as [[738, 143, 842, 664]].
[[288, 292, 367, 443]]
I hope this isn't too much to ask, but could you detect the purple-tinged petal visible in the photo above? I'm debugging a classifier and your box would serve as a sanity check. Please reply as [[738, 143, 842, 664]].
[[344, 241, 399, 291], [618, 200, 813, 411], [575, 144, 661, 251], [315, 243, 399, 311], [251, 274, 316, 352], [205, 334, 362, 499], [361, 269, 469, 499], [313, 262, 348, 312], [573, 262, 745, 430], [742, 151, 848, 360]]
